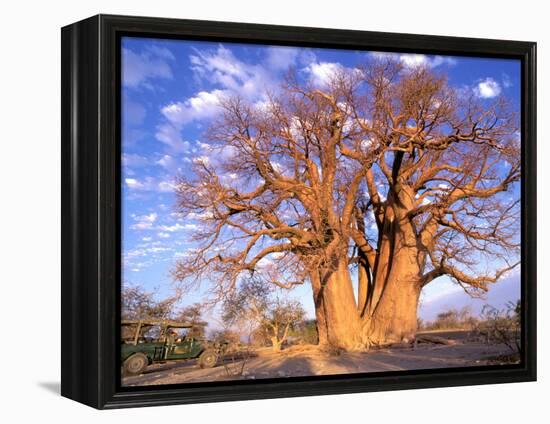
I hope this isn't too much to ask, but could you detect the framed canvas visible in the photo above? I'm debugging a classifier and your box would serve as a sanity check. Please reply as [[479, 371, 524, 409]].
[[61, 14, 537, 409]]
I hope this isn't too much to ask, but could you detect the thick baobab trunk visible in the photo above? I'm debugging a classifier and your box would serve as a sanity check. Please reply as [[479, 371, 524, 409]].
[[311, 259, 364, 351], [361, 188, 423, 345], [366, 244, 422, 344], [367, 278, 421, 344], [310, 271, 329, 346], [296, 206, 423, 349], [311, 256, 422, 349]]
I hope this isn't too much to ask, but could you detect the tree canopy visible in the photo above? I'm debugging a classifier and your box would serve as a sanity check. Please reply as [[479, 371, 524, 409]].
[[171, 58, 520, 348]]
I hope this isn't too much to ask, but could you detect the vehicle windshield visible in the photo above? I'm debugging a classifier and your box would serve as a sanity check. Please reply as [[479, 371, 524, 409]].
[[121, 324, 162, 344], [143, 325, 162, 341], [121, 323, 193, 344], [167, 328, 189, 343]]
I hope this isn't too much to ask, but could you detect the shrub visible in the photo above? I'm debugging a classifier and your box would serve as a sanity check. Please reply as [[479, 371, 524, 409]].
[[476, 301, 521, 352]]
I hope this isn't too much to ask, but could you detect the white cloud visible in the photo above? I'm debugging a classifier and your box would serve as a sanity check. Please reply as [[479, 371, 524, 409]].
[[157, 232, 171, 238], [304, 62, 342, 87], [369, 52, 456, 69], [148, 246, 173, 253], [190, 46, 272, 98], [424, 55, 457, 68], [161, 90, 225, 127], [399, 54, 429, 68], [191, 46, 246, 84], [122, 153, 149, 168], [155, 123, 191, 153], [474, 78, 502, 98], [124, 176, 177, 193], [130, 212, 158, 230], [122, 46, 174, 89], [125, 178, 144, 189], [156, 223, 198, 232], [197, 141, 211, 151], [369, 51, 394, 61], [157, 180, 177, 193], [265, 46, 299, 70], [146, 45, 175, 61], [187, 210, 214, 221], [265, 46, 317, 72], [124, 241, 174, 271], [156, 154, 177, 171], [157, 45, 281, 133], [502, 73, 512, 88]]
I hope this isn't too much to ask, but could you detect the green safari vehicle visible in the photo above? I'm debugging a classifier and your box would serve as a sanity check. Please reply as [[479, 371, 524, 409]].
[[121, 319, 223, 375]]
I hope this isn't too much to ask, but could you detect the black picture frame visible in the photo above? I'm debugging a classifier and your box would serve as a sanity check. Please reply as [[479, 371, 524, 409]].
[[61, 14, 537, 409]]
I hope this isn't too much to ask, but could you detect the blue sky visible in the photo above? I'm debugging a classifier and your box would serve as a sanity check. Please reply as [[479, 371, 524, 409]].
[[121, 36, 521, 324]]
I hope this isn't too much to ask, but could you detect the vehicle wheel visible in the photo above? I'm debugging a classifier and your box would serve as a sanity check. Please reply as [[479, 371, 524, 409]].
[[123, 353, 148, 375], [199, 350, 218, 369]]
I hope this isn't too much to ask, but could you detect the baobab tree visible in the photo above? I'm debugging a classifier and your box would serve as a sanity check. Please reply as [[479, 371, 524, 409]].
[[172, 59, 520, 350]]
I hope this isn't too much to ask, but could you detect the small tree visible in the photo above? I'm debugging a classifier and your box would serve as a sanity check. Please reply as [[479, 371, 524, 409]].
[[436, 310, 459, 329], [428, 306, 474, 330], [210, 329, 241, 346], [478, 301, 521, 352], [121, 283, 181, 341], [267, 299, 306, 351], [174, 303, 208, 338], [222, 278, 305, 352], [121, 283, 179, 320]]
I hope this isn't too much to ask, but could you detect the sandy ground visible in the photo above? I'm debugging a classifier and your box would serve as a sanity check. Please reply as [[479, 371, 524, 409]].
[[122, 330, 518, 387]]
